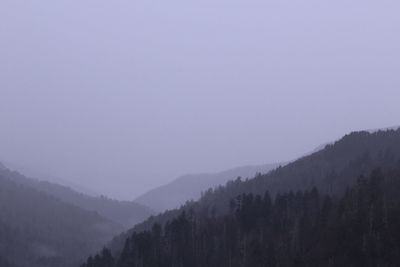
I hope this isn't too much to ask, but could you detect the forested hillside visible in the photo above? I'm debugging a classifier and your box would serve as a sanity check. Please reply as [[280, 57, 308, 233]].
[[197, 129, 400, 214], [82, 167, 400, 267], [0, 167, 153, 228], [82, 129, 400, 266], [135, 163, 279, 212], [0, 170, 123, 267]]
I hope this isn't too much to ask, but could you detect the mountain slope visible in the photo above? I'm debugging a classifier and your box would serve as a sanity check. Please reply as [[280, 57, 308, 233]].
[[1, 166, 154, 229], [83, 167, 400, 267], [197, 129, 400, 214], [135, 163, 280, 212], [0, 168, 123, 267], [88, 128, 400, 264]]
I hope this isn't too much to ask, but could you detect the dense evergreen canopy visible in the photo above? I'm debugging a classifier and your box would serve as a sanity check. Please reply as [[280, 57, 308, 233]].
[[82, 167, 400, 267], [82, 129, 400, 267]]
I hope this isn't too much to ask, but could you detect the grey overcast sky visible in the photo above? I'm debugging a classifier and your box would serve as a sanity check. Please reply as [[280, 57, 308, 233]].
[[1, 0, 399, 199]]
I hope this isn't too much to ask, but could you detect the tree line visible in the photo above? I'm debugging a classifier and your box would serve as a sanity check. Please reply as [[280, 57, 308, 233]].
[[82, 166, 400, 267]]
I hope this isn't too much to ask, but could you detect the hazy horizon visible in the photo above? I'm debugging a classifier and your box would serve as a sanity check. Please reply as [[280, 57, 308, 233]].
[[1, 0, 400, 200]]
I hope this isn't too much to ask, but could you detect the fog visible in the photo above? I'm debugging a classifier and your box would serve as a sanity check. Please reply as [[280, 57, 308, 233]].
[[1, 0, 399, 199]]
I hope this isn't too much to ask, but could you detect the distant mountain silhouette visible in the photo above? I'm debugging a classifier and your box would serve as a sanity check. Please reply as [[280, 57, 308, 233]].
[[2, 160, 102, 197], [0, 166, 122, 267], [135, 163, 280, 212], [0, 163, 154, 229], [85, 128, 400, 267]]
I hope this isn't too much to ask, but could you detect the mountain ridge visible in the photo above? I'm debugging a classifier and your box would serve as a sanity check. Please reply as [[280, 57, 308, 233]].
[[95, 128, 400, 264], [0, 163, 154, 229], [0, 167, 123, 267], [135, 163, 281, 212]]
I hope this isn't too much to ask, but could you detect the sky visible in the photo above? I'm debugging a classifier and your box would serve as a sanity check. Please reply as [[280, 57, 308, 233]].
[[1, 0, 399, 199]]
